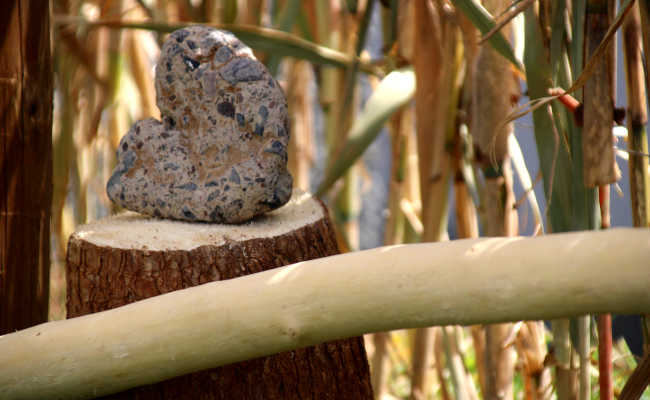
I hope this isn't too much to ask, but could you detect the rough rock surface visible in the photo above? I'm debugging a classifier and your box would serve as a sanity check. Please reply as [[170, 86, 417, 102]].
[[107, 26, 292, 223]]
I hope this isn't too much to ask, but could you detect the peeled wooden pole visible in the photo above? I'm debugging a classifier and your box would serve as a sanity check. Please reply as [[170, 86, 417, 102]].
[[1, 228, 650, 399]]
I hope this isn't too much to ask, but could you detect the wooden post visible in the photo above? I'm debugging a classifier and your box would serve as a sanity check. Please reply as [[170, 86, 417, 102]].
[[66, 191, 373, 399], [0, 0, 52, 334]]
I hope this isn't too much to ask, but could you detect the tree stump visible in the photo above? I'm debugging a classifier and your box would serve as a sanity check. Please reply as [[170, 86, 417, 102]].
[[66, 191, 373, 399]]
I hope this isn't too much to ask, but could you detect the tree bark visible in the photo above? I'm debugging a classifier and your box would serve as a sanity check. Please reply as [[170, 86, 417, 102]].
[[0, 0, 52, 334], [66, 192, 373, 399]]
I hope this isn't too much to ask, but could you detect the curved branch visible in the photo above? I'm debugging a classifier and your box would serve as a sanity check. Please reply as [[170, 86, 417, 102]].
[[1, 228, 649, 399]]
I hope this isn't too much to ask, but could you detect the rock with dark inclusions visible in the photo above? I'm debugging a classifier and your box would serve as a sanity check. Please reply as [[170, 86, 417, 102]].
[[107, 26, 293, 223]]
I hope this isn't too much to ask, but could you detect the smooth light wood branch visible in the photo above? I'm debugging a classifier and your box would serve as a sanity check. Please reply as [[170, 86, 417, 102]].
[[2, 228, 650, 399]]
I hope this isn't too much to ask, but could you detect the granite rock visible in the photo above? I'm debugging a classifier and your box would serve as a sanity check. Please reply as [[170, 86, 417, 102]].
[[107, 26, 292, 223]]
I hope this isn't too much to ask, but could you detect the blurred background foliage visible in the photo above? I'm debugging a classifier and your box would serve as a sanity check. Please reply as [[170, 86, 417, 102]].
[[51, 0, 649, 398]]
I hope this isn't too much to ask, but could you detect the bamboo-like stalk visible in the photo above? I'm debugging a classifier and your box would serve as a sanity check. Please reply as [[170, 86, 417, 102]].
[[411, 0, 445, 395], [471, 0, 519, 395], [126, 30, 159, 119], [370, 331, 391, 399], [370, 106, 412, 398], [553, 319, 577, 400], [2, 229, 650, 399], [51, 23, 81, 321], [597, 184, 614, 400], [103, 0, 129, 218], [639, 0, 650, 99], [577, 315, 591, 400], [286, 60, 314, 191], [442, 327, 465, 400], [52, 52, 77, 262], [454, 327, 480, 400], [384, 107, 411, 246], [623, 0, 650, 361], [443, 326, 478, 400], [456, 14, 488, 398], [243, 0, 264, 25], [411, 2, 467, 396], [622, 2, 650, 228], [411, 326, 436, 400], [470, 326, 487, 397], [639, 0, 650, 97], [434, 328, 453, 400]]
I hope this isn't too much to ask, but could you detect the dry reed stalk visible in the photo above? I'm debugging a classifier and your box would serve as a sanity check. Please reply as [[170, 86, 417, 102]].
[[410, 0, 449, 395], [470, 327, 488, 397], [384, 106, 414, 245], [577, 315, 591, 400], [417, 16, 455, 244], [640, 0, 650, 97], [596, 181, 613, 400], [622, 2, 650, 227], [399, 4, 421, 222], [52, 40, 79, 260], [369, 107, 415, 398], [242, 0, 265, 25], [286, 60, 315, 191], [72, 5, 110, 225], [369, 331, 391, 399], [480, 99, 517, 400], [102, 0, 129, 217], [454, 179, 478, 238], [456, 14, 492, 398], [335, 3, 369, 251], [457, 327, 480, 400], [443, 326, 480, 400], [316, 1, 361, 251], [51, 9, 81, 320], [454, 14, 479, 240], [622, 0, 650, 363], [553, 318, 579, 400], [126, 30, 159, 119], [470, 0, 519, 396], [434, 328, 453, 400]]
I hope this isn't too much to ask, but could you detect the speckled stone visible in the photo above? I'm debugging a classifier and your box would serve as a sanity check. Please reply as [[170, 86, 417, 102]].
[[107, 26, 292, 224]]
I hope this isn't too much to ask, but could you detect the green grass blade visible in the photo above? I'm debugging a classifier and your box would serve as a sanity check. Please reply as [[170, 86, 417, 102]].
[[571, 0, 586, 100], [450, 0, 524, 71], [316, 68, 416, 196], [54, 18, 382, 75], [550, 0, 567, 83], [523, 6, 598, 233], [523, 7, 574, 232]]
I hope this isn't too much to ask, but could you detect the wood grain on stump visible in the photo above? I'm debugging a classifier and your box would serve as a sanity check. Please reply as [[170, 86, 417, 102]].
[[66, 191, 373, 399]]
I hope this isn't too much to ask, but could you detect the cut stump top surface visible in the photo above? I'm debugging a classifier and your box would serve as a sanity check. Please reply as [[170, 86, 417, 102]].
[[73, 190, 323, 251]]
